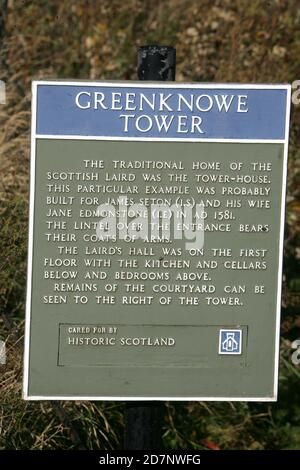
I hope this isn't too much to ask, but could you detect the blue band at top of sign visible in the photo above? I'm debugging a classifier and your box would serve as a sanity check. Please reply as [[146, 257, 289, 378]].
[[35, 83, 289, 140]]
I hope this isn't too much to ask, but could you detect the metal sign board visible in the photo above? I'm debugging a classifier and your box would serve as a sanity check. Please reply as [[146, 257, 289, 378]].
[[24, 81, 291, 400]]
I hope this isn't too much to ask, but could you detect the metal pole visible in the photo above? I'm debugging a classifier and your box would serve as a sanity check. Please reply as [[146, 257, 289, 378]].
[[124, 402, 164, 450], [124, 45, 176, 451], [137, 45, 176, 81]]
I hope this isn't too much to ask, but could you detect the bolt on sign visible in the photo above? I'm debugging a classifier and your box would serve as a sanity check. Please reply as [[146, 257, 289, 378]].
[[24, 81, 291, 400]]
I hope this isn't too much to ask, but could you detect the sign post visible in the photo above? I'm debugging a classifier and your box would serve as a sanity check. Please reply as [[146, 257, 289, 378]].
[[124, 46, 176, 450], [24, 61, 291, 408]]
